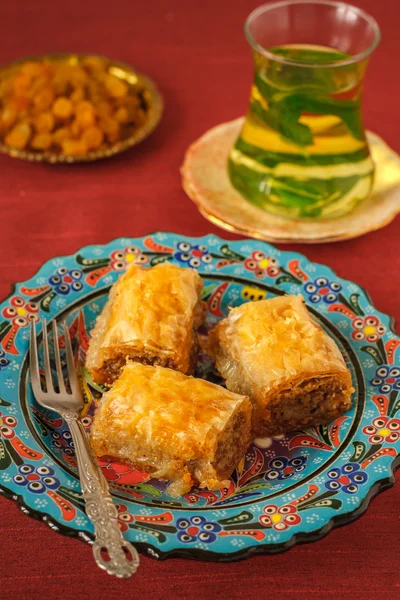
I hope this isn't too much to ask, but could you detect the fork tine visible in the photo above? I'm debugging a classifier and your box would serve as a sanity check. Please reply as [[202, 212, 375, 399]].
[[52, 320, 66, 395], [30, 320, 42, 396], [42, 319, 54, 394], [63, 321, 80, 395]]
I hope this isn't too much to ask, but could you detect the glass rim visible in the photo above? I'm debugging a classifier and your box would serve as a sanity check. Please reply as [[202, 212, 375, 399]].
[[244, 0, 381, 68]]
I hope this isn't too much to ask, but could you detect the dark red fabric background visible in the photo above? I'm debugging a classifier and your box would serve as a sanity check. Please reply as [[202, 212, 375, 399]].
[[0, 1, 399, 598]]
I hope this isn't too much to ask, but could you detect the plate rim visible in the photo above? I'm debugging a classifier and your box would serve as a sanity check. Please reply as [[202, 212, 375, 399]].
[[1, 458, 398, 561], [0, 231, 399, 561]]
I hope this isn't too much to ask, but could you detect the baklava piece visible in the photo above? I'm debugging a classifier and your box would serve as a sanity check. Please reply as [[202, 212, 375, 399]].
[[209, 295, 354, 436], [85, 262, 205, 385], [90, 363, 253, 496]]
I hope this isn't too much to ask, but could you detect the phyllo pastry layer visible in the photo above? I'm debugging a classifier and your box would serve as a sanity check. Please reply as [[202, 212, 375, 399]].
[[86, 262, 205, 385], [90, 363, 253, 496], [209, 295, 354, 436]]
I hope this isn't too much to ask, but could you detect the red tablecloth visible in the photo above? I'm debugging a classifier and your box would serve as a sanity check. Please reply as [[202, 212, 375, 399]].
[[1, 1, 399, 598]]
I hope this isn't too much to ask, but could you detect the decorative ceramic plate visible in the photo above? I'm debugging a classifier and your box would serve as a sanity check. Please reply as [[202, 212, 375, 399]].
[[0, 53, 163, 163], [0, 233, 399, 561]]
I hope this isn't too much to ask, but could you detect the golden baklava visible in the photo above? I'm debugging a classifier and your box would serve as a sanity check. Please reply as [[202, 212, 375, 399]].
[[209, 295, 354, 436], [85, 262, 205, 385], [90, 363, 253, 496]]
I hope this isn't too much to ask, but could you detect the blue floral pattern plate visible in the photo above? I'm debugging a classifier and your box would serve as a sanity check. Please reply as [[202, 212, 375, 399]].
[[0, 233, 399, 560]]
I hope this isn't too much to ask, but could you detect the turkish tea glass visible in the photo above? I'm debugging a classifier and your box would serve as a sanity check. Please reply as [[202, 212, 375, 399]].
[[228, 0, 380, 219]]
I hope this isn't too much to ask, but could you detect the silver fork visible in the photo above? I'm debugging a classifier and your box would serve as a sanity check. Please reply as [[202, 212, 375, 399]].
[[30, 318, 139, 578]]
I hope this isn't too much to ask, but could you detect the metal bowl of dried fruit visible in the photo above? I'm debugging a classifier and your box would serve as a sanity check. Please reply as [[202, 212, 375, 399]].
[[0, 53, 163, 163]]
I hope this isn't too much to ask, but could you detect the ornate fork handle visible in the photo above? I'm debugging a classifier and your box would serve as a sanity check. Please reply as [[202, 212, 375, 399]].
[[63, 412, 139, 578]]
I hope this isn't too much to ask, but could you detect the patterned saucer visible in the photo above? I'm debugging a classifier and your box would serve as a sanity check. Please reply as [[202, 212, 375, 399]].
[[181, 118, 400, 243], [0, 233, 399, 560]]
